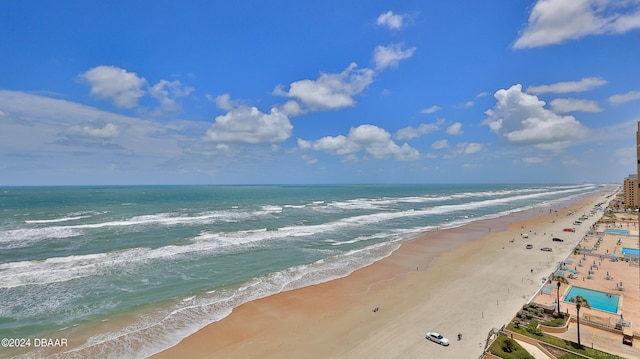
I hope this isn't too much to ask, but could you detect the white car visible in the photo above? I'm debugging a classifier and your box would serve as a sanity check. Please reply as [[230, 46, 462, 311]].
[[425, 332, 450, 346]]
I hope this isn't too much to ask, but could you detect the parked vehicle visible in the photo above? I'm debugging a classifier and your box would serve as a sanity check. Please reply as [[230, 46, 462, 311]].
[[623, 328, 633, 346], [425, 332, 450, 346], [563, 228, 575, 232], [552, 237, 563, 242], [526, 244, 533, 249], [540, 247, 552, 252]]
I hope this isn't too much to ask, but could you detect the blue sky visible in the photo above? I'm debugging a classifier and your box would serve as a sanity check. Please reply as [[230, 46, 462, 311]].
[[1, 0, 640, 185]]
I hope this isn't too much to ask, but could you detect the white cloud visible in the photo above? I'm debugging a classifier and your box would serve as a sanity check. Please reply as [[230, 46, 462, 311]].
[[206, 105, 292, 144], [298, 124, 420, 161], [455, 101, 474, 109], [215, 144, 230, 152], [301, 154, 317, 164], [514, 0, 640, 48], [446, 122, 463, 135], [444, 142, 484, 158], [280, 100, 303, 116], [608, 90, 640, 105], [69, 123, 119, 138], [523, 156, 547, 164], [526, 77, 607, 94], [482, 84, 589, 151], [373, 44, 416, 70], [395, 119, 444, 140], [80, 65, 146, 108], [377, 11, 404, 30], [149, 80, 193, 112], [212, 93, 235, 111], [431, 139, 449, 149], [80, 66, 195, 115], [614, 146, 636, 165], [0, 90, 191, 159], [274, 63, 374, 111], [462, 162, 481, 169], [456, 142, 483, 154], [549, 98, 602, 113], [421, 105, 440, 114]]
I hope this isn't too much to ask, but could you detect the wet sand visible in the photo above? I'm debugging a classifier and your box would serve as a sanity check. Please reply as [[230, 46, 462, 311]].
[[152, 192, 610, 358]]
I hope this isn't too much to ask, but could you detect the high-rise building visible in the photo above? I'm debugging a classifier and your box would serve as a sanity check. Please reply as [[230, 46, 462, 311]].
[[637, 121, 640, 181], [624, 122, 640, 209], [628, 121, 640, 209], [624, 174, 639, 209]]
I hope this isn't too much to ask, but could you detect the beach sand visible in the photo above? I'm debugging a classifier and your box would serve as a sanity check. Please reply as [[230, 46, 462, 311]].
[[152, 192, 610, 358]]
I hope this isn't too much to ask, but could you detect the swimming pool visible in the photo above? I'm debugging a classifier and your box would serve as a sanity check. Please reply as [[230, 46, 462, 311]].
[[563, 286, 619, 314], [621, 247, 640, 256], [605, 229, 629, 235]]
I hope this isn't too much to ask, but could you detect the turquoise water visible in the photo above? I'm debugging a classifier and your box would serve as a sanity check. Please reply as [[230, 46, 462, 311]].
[[0, 184, 604, 357], [604, 229, 629, 235], [622, 247, 640, 255], [563, 286, 619, 313]]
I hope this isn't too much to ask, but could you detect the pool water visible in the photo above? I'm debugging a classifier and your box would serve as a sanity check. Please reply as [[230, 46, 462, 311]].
[[605, 229, 629, 235], [563, 286, 619, 313], [621, 247, 640, 256]]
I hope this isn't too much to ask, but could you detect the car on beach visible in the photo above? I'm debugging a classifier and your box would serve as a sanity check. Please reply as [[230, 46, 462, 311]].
[[563, 228, 575, 232], [425, 332, 450, 346], [540, 247, 552, 252], [552, 237, 563, 242], [526, 244, 533, 249]]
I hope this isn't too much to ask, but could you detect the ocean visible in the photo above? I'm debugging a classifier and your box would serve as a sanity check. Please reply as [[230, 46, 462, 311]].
[[0, 184, 605, 358]]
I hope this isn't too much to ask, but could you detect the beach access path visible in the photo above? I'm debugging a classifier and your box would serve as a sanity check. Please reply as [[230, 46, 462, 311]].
[[152, 193, 609, 359]]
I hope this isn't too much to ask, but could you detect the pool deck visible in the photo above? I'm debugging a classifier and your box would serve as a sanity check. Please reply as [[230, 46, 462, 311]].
[[532, 213, 640, 356], [554, 322, 639, 358]]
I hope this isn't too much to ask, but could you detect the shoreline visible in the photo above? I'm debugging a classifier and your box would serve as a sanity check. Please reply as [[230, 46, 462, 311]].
[[151, 190, 611, 358]]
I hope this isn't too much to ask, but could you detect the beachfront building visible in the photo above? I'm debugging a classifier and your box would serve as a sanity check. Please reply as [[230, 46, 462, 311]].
[[628, 122, 640, 209], [623, 174, 639, 209], [637, 121, 640, 177]]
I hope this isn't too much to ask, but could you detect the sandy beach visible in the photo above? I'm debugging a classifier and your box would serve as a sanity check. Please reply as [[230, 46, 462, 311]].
[[152, 191, 611, 358]]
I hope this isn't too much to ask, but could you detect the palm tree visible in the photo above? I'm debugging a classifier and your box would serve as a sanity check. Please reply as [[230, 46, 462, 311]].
[[576, 303, 582, 347], [570, 295, 590, 308], [556, 281, 561, 315]]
